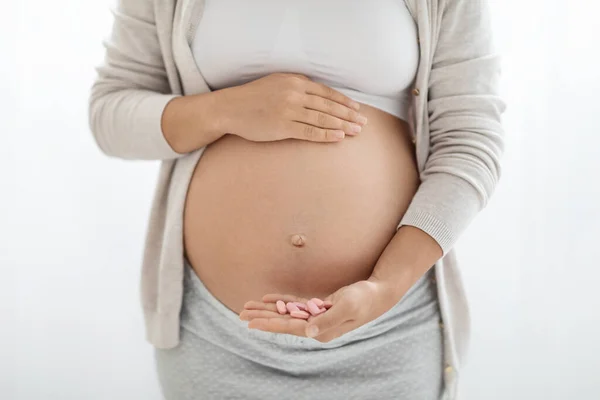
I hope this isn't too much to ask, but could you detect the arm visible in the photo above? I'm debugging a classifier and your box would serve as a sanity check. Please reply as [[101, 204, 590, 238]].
[[88, 0, 226, 160], [240, 225, 444, 341], [373, 0, 506, 286], [395, 0, 507, 257], [369, 226, 441, 293], [232, 0, 508, 341]]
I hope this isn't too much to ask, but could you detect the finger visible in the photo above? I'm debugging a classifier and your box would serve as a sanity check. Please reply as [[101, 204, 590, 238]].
[[286, 72, 311, 81], [292, 108, 362, 136], [314, 320, 357, 343], [240, 309, 288, 321], [303, 94, 367, 127], [243, 301, 279, 312], [322, 293, 336, 308], [305, 81, 361, 112], [287, 122, 346, 142], [305, 300, 353, 338], [261, 293, 311, 304], [248, 317, 308, 336]]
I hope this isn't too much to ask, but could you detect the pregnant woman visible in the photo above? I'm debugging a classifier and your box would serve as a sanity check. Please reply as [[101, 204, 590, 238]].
[[89, 0, 505, 399]]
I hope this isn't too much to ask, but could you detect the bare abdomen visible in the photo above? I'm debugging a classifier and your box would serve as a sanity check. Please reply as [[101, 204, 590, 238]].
[[183, 103, 419, 314]]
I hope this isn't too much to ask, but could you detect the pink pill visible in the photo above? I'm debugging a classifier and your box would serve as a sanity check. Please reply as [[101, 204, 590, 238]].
[[310, 298, 325, 307], [307, 300, 324, 316], [293, 302, 308, 311], [276, 300, 287, 315], [290, 310, 310, 319], [286, 302, 300, 313]]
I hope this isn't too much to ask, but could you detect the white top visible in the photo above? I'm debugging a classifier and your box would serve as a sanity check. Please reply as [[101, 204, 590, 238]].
[[191, 0, 419, 122]]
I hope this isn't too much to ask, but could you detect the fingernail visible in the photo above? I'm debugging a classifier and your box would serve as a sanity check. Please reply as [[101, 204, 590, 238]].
[[350, 124, 362, 133], [352, 102, 361, 111], [334, 130, 345, 139], [357, 115, 368, 125], [307, 325, 319, 337]]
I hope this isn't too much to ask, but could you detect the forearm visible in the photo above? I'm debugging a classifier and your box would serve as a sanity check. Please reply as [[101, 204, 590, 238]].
[[161, 90, 235, 154], [369, 225, 443, 296]]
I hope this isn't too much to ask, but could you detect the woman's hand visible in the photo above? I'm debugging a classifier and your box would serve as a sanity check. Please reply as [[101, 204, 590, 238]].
[[239, 276, 403, 343], [220, 73, 368, 143]]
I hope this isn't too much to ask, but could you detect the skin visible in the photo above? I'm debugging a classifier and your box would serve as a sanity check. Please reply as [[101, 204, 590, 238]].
[[241, 225, 442, 342], [162, 73, 366, 153], [172, 72, 443, 343]]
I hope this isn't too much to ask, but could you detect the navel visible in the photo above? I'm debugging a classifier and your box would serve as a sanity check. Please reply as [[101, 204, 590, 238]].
[[290, 233, 307, 247]]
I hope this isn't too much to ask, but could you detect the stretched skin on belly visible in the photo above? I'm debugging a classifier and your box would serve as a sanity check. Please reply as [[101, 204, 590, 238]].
[[183, 102, 419, 314]]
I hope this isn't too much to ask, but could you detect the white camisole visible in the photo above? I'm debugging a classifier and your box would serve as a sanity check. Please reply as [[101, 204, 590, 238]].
[[192, 0, 420, 122]]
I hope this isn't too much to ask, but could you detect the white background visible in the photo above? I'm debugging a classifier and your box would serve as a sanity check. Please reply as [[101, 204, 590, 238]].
[[2, 1, 599, 399]]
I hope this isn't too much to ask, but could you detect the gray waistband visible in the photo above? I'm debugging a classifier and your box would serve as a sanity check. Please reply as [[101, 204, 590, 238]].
[[181, 257, 439, 350]]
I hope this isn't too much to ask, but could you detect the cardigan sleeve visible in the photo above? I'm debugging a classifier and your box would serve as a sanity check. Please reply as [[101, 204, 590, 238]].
[[397, 0, 507, 256], [88, 0, 185, 160]]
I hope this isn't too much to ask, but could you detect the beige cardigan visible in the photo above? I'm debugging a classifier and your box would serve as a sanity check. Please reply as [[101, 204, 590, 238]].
[[89, 0, 506, 397]]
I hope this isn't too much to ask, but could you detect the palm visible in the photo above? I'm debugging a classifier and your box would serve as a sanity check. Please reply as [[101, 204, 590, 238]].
[[240, 287, 344, 334], [239, 281, 377, 341]]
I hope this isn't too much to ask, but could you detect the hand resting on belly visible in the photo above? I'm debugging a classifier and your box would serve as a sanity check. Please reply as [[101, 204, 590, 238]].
[[181, 73, 419, 318]]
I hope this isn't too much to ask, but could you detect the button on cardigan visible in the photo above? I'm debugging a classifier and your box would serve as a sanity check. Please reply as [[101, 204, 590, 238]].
[[88, 0, 506, 398]]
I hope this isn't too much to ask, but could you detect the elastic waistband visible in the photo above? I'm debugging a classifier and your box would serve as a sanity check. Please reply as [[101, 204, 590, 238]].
[[181, 257, 438, 350], [182, 257, 247, 325]]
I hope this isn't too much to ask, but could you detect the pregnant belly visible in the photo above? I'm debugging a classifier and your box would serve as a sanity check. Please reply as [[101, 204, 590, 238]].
[[183, 103, 419, 314]]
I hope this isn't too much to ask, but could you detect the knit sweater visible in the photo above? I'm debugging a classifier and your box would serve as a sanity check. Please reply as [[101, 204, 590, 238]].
[[88, 0, 506, 398]]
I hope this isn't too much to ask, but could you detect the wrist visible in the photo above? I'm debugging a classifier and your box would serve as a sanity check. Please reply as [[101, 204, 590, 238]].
[[367, 273, 408, 306], [211, 86, 239, 136], [368, 264, 414, 298], [367, 226, 441, 298]]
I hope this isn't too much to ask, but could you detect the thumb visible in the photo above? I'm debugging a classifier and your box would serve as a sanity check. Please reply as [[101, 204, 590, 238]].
[[305, 299, 349, 338]]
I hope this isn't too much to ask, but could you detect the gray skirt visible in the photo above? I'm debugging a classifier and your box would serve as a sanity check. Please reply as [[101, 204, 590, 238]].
[[154, 259, 445, 400]]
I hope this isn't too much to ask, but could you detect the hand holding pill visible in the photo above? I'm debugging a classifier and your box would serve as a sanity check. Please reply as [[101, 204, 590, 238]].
[[239, 276, 404, 343], [277, 299, 330, 318]]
